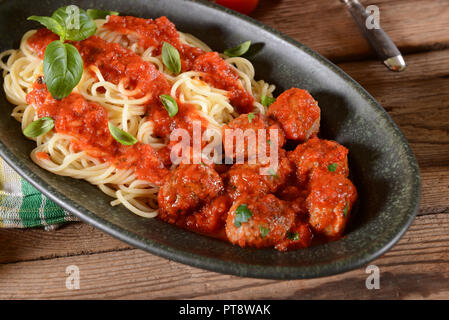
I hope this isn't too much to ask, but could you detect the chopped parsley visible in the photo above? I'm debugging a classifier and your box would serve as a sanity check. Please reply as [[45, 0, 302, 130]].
[[248, 112, 255, 123], [268, 168, 278, 178], [259, 225, 269, 238], [287, 231, 299, 241], [343, 202, 349, 217], [327, 163, 338, 172], [234, 204, 253, 227], [261, 95, 276, 107]]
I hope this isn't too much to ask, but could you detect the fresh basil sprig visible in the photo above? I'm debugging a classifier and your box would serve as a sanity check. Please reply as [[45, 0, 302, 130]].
[[261, 95, 276, 107], [51, 6, 96, 41], [23, 117, 54, 138], [43, 41, 83, 99], [108, 123, 137, 146], [224, 40, 251, 57], [86, 9, 119, 20], [234, 204, 252, 227], [28, 6, 96, 42], [28, 5, 98, 99], [161, 42, 181, 74], [160, 94, 179, 117]]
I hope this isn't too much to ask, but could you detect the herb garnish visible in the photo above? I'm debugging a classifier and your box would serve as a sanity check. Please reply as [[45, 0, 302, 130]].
[[327, 163, 338, 172], [23, 117, 54, 138], [159, 94, 179, 117], [234, 204, 252, 227], [261, 95, 276, 107], [259, 225, 269, 238], [287, 231, 299, 241], [86, 9, 119, 19], [224, 40, 251, 57], [108, 122, 137, 146], [268, 168, 278, 178], [343, 202, 349, 217], [162, 42, 181, 74], [247, 112, 255, 123], [28, 5, 97, 99], [43, 40, 83, 99]]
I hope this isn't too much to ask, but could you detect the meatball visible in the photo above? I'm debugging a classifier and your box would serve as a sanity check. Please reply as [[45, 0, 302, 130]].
[[267, 88, 320, 141], [184, 195, 232, 234], [226, 194, 295, 248], [275, 221, 313, 251], [306, 169, 357, 237], [158, 164, 224, 223], [289, 137, 349, 184], [222, 150, 294, 200], [222, 112, 285, 161], [276, 185, 309, 216]]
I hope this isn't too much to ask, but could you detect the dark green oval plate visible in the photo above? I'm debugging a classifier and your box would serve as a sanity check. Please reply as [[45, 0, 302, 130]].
[[0, 0, 420, 279]]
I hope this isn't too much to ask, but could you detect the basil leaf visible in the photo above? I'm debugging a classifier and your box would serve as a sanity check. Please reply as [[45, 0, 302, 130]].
[[247, 112, 255, 123], [51, 5, 96, 41], [23, 117, 54, 138], [108, 122, 137, 146], [27, 16, 64, 38], [160, 94, 178, 117], [242, 42, 264, 60], [259, 225, 269, 238], [161, 42, 181, 74], [224, 40, 251, 57], [261, 95, 276, 107], [44, 41, 83, 99], [234, 204, 252, 227], [86, 9, 119, 20], [287, 231, 299, 241], [327, 163, 338, 172]]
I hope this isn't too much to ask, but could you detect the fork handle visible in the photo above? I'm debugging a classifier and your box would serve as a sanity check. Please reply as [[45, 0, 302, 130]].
[[342, 0, 406, 72]]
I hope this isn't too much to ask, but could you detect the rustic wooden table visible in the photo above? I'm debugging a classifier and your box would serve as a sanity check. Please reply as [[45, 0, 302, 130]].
[[0, 0, 448, 299]]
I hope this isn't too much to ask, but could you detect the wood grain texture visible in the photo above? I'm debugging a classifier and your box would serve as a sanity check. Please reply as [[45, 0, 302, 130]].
[[252, 0, 449, 62], [0, 223, 131, 264], [337, 49, 449, 168], [0, 214, 448, 299]]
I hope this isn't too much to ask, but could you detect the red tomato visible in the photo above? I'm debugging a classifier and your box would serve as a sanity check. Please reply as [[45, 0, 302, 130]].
[[214, 0, 259, 15]]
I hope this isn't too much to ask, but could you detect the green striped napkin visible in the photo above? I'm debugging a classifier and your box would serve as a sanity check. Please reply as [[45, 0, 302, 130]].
[[0, 156, 77, 228]]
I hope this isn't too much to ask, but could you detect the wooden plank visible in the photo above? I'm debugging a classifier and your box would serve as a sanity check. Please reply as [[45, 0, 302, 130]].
[[337, 49, 449, 168], [0, 223, 131, 264], [0, 166, 447, 264], [253, 0, 449, 62], [0, 213, 447, 299], [420, 167, 449, 215]]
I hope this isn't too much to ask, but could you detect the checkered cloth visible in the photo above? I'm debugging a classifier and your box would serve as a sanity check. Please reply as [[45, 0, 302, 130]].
[[0, 157, 77, 228]]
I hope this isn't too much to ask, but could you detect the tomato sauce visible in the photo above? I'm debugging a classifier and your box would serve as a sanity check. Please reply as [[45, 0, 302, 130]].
[[27, 28, 59, 59], [35, 151, 51, 160], [27, 27, 209, 175], [26, 81, 169, 185], [103, 15, 254, 113], [192, 52, 254, 113]]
